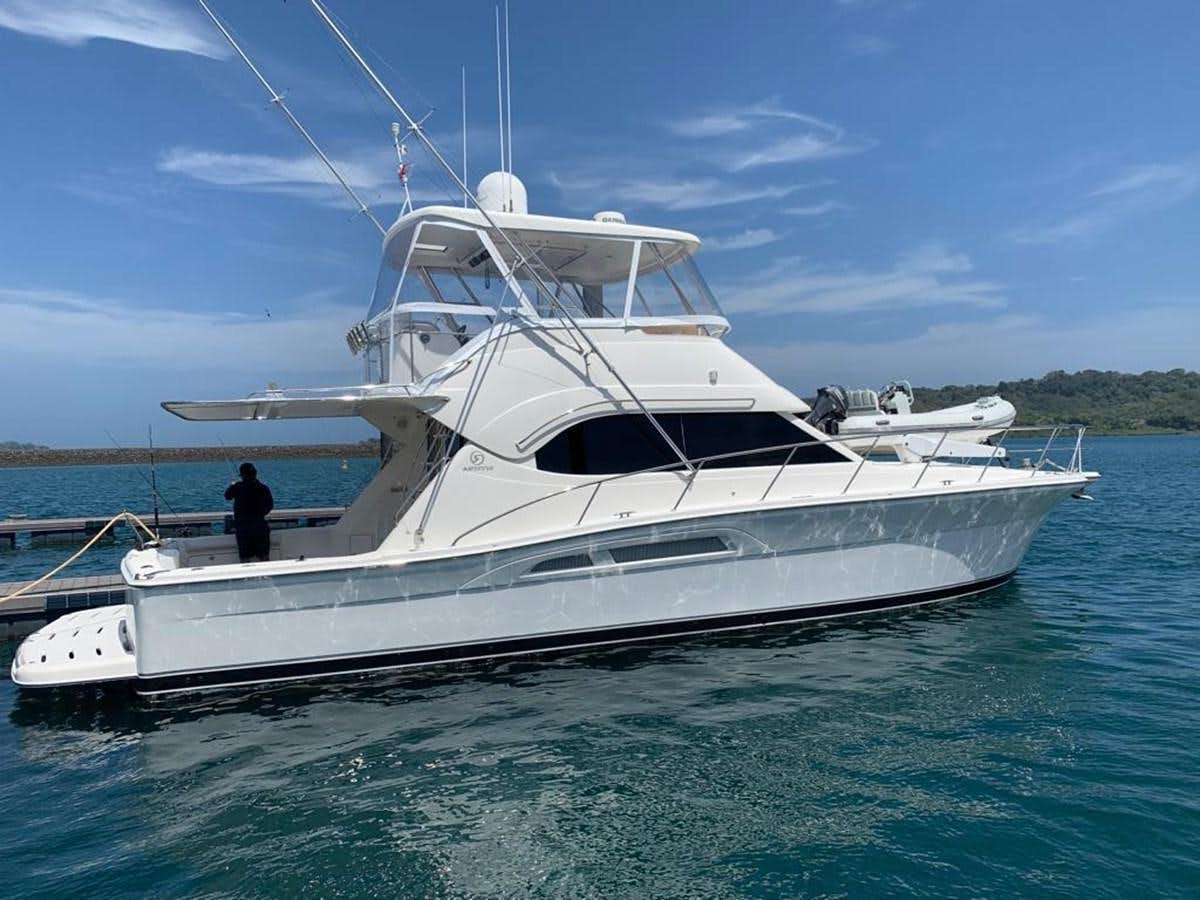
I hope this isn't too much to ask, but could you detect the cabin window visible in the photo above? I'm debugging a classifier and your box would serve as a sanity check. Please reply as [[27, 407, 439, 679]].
[[535, 412, 848, 475]]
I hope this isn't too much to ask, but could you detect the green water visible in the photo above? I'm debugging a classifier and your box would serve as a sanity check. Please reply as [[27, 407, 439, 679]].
[[1, 438, 1198, 897]]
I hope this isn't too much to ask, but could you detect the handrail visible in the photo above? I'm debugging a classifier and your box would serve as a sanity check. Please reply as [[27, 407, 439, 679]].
[[447, 424, 1089, 547], [841, 433, 881, 495]]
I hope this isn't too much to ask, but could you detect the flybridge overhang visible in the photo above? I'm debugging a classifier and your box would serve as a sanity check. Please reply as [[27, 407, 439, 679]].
[[162, 385, 447, 422]]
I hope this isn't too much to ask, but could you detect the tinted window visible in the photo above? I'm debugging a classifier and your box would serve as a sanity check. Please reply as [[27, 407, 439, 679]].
[[535, 413, 847, 475]]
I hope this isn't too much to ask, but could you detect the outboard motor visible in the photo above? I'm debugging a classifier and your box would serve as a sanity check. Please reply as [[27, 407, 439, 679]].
[[805, 385, 849, 435], [878, 380, 914, 415]]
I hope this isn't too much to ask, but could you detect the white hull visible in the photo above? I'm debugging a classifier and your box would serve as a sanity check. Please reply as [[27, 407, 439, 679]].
[[12, 479, 1078, 694]]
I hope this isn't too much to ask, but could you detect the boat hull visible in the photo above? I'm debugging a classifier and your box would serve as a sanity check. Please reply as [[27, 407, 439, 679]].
[[13, 480, 1079, 694]]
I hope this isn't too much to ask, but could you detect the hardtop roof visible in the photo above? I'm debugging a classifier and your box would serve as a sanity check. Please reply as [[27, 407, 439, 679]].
[[381, 205, 702, 270]]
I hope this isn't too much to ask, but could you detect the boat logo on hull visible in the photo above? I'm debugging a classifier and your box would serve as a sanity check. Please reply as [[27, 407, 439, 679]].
[[462, 450, 494, 473]]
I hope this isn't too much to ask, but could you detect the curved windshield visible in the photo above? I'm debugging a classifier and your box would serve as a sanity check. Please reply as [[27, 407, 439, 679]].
[[367, 257, 401, 322], [630, 242, 724, 318], [370, 226, 724, 325]]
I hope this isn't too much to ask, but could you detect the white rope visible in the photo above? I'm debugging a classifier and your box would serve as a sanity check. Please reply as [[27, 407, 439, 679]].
[[0, 511, 158, 605]]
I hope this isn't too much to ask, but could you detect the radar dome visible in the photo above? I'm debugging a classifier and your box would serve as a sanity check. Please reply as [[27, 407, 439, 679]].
[[476, 172, 528, 214]]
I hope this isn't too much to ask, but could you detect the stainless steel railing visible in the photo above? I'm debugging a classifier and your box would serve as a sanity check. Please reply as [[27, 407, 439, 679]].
[[447, 424, 1089, 547]]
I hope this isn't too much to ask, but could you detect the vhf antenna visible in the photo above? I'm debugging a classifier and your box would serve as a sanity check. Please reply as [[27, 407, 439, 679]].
[[196, 0, 386, 237], [391, 111, 433, 217]]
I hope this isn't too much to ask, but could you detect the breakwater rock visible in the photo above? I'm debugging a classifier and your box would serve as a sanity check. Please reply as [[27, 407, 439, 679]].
[[0, 440, 380, 469]]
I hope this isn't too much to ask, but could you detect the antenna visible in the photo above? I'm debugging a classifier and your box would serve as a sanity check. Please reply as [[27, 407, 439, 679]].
[[390, 111, 432, 217], [391, 122, 412, 216], [461, 65, 468, 209], [504, 0, 513, 210], [195, 0, 386, 237], [494, 5, 505, 203]]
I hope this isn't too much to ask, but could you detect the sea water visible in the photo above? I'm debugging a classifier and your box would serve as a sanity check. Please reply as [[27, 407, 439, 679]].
[[1, 437, 1197, 897]]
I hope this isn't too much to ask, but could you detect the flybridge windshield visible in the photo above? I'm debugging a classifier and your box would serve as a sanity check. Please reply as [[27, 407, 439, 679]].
[[368, 221, 725, 323]]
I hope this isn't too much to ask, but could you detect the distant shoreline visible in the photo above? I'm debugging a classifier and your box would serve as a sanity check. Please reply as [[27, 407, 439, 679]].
[[1, 431, 1193, 470], [0, 441, 380, 469]]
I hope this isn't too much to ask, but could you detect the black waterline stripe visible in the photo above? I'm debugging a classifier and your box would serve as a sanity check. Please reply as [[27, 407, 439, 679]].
[[133, 572, 1014, 695]]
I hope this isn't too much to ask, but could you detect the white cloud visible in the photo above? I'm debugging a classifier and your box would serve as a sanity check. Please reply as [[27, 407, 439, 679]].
[[844, 33, 892, 56], [1011, 159, 1200, 246], [1088, 163, 1198, 198], [700, 228, 783, 253], [718, 242, 1004, 315], [0, 287, 375, 445], [736, 305, 1200, 393], [0, 287, 359, 375], [0, 0, 228, 58], [668, 99, 842, 139], [1008, 211, 1113, 246], [156, 146, 451, 210], [668, 98, 873, 171], [549, 172, 814, 212], [783, 200, 851, 217]]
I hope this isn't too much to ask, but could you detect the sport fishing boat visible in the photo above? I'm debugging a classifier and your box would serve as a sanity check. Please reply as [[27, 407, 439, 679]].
[[9, 2, 1096, 696], [806, 381, 1017, 458]]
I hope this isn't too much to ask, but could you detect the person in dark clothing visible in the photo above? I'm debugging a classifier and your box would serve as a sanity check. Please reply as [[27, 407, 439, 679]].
[[224, 462, 274, 562]]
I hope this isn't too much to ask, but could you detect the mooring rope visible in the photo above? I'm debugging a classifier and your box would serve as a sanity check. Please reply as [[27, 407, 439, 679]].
[[0, 511, 159, 605]]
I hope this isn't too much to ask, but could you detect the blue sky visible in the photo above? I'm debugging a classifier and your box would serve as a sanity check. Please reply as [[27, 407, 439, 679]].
[[1, 0, 1197, 446]]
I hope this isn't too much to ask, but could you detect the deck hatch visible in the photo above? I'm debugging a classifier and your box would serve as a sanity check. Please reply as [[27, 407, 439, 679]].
[[609, 536, 729, 564]]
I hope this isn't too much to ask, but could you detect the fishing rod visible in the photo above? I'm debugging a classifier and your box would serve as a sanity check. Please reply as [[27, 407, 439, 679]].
[[195, 0, 387, 237], [148, 425, 161, 534], [103, 428, 182, 519], [216, 433, 239, 480]]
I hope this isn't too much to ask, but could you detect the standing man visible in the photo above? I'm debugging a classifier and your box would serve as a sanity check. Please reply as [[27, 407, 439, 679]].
[[225, 462, 274, 562]]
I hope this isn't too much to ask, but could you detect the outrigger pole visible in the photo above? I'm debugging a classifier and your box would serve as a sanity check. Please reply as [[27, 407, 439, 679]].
[[196, 0, 387, 237], [306, 0, 695, 475]]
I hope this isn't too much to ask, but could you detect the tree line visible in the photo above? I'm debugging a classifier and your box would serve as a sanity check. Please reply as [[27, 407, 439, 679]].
[[912, 369, 1200, 433]]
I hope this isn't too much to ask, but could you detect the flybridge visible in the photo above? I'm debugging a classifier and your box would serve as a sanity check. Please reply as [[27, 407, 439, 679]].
[[368, 203, 724, 324], [359, 200, 729, 387]]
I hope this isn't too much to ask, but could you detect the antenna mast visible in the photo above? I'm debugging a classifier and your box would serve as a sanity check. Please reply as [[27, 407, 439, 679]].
[[391, 123, 413, 216], [196, 0, 386, 237], [461, 65, 468, 208], [494, 6, 505, 207], [504, 0, 513, 210]]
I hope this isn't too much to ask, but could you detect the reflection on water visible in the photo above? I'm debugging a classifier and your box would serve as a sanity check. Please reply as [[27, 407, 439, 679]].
[[3, 437, 1199, 896], [1, 587, 1105, 897]]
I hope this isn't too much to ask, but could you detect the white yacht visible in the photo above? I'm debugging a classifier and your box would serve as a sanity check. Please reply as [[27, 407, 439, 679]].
[[10, 175, 1097, 694], [8, 2, 1097, 695], [807, 381, 1017, 459]]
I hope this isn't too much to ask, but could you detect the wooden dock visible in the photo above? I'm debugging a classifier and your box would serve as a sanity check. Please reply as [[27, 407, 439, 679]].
[[0, 506, 345, 547]]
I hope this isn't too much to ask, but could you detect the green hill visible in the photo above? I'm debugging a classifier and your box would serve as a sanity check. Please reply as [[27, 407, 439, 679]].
[[911, 369, 1200, 433]]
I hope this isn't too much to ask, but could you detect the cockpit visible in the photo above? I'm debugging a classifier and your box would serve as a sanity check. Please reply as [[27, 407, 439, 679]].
[[361, 206, 729, 384]]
